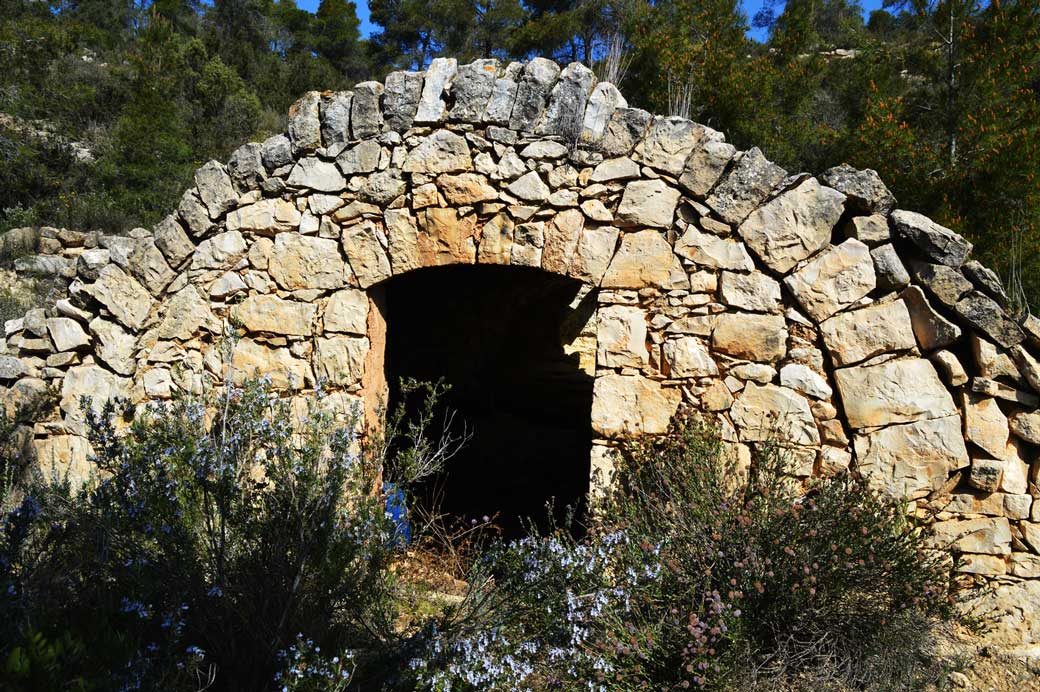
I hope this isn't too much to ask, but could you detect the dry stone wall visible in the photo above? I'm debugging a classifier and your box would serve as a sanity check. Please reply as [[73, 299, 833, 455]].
[[4, 56, 1040, 644]]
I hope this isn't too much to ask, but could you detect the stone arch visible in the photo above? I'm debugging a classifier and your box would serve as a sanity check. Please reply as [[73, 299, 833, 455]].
[[4, 56, 1040, 632]]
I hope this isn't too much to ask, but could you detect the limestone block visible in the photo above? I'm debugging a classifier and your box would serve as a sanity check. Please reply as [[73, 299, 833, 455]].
[[844, 214, 890, 245], [835, 358, 956, 429], [89, 318, 137, 376], [261, 133, 293, 171], [569, 226, 620, 285], [482, 68, 521, 125], [60, 365, 130, 435], [350, 81, 384, 138], [438, 173, 498, 205], [506, 171, 551, 202], [385, 209, 422, 274], [231, 339, 312, 390], [403, 130, 472, 174], [320, 91, 353, 146], [711, 312, 787, 362], [779, 363, 831, 399], [1009, 410, 1040, 445], [853, 415, 969, 497], [288, 91, 321, 152], [730, 383, 819, 446], [783, 239, 876, 321], [193, 160, 238, 219], [269, 234, 345, 290], [342, 221, 392, 288], [900, 285, 961, 351], [415, 57, 457, 123], [892, 209, 972, 267], [706, 147, 787, 225], [509, 58, 561, 132], [509, 222, 544, 267], [47, 318, 89, 352], [962, 392, 1010, 459], [597, 305, 649, 368], [930, 517, 1011, 555], [336, 139, 381, 175], [233, 295, 316, 336], [598, 107, 652, 157], [819, 164, 896, 214], [417, 208, 478, 266], [157, 286, 220, 341], [931, 350, 968, 387], [600, 231, 687, 290], [226, 198, 302, 235], [955, 291, 1024, 349], [616, 178, 681, 228], [449, 60, 498, 123], [323, 290, 369, 335], [819, 300, 917, 367], [287, 157, 346, 193], [870, 243, 910, 292], [591, 157, 640, 182], [192, 231, 248, 270], [662, 336, 718, 378], [477, 213, 515, 266], [719, 272, 781, 313], [1000, 438, 1030, 495], [674, 226, 755, 271], [315, 336, 369, 386], [679, 140, 737, 197], [542, 208, 584, 275], [591, 373, 681, 437], [83, 265, 153, 332], [33, 435, 93, 487], [153, 215, 195, 268], [536, 61, 597, 139], [635, 116, 708, 176], [580, 82, 627, 145]]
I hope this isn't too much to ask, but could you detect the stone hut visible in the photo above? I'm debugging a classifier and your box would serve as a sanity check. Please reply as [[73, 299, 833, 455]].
[[3, 56, 1040, 645]]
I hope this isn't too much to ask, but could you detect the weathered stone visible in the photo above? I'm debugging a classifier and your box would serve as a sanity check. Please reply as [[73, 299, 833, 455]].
[[288, 91, 321, 153], [569, 226, 619, 284], [819, 300, 917, 367], [482, 67, 521, 125], [542, 208, 584, 274], [158, 285, 220, 340], [261, 133, 293, 171], [417, 207, 478, 266], [287, 157, 346, 193], [507, 171, 551, 202], [892, 209, 972, 267], [509, 58, 561, 132], [33, 435, 93, 486], [972, 376, 1039, 406], [1009, 410, 1040, 445], [835, 358, 957, 429], [47, 317, 89, 352], [598, 107, 652, 157], [213, 269, 249, 297], [153, 215, 194, 268], [342, 221, 392, 288], [738, 178, 846, 274], [616, 179, 680, 228], [126, 239, 175, 296], [193, 161, 237, 219], [226, 198, 302, 236], [972, 334, 1022, 382], [706, 148, 787, 225], [509, 221, 545, 267], [350, 81, 384, 138], [320, 91, 353, 146], [60, 365, 130, 435], [955, 292, 1024, 349], [83, 265, 153, 332], [384, 71, 423, 130], [819, 164, 896, 214], [0, 356, 28, 381], [909, 261, 973, 308], [449, 60, 498, 122], [359, 169, 406, 205], [591, 373, 681, 437], [662, 336, 718, 377], [674, 226, 755, 271], [404, 130, 472, 174], [413, 57, 457, 123], [438, 173, 498, 205], [177, 189, 213, 238], [476, 213, 514, 265], [75, 248, 110, 281], [678, 140, 737, 198], [962, 392, 1009, 459], [783, 239, 876, 321], [316, 336, 368, 386], [636, 117, 710, 176], [855, 415, 969, 497], [931, 349, 968, 387], [580, 82, 627, 145], [89, 318, 136, 375], [601, 231, 687, 290], [931, 517, 1011, 555], [323, 290, 368, 335], [963, 259, 1010, 307], [591, 157, 640, 182], [957, 553, 1007, 576], [844, 213, 890, 245], [233, 295, 315, 336], [719, 272, 781, 313], [969, 458, 1004, 492], [335, 139, 381, 175], [712, 313, 787, 362], [1000, 437, 1029, 495], [597, 305, 649, 368], [731, 383, 819, 446], [268, 234, 345, 290], [385, 209, 421, 274], [870, 244, 910, 292], [900, 285, 962, 351], [779, 363, 832, 399], [536, 61, 596, 139], [231, 339, 312, 390]]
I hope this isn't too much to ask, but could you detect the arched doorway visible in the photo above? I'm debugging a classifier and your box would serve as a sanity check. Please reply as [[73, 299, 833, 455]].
[[380, 265, 596, 538]]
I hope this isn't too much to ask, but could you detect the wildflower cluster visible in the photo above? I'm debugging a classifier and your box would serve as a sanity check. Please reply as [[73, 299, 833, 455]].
[[274, 634, 355, 692]]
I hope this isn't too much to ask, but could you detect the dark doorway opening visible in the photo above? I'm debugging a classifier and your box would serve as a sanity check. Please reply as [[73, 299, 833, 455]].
[[383, 265, 595, 539]]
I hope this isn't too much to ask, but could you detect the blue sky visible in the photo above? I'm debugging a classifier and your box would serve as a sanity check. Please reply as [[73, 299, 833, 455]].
[[296, 0, 887, 43]]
